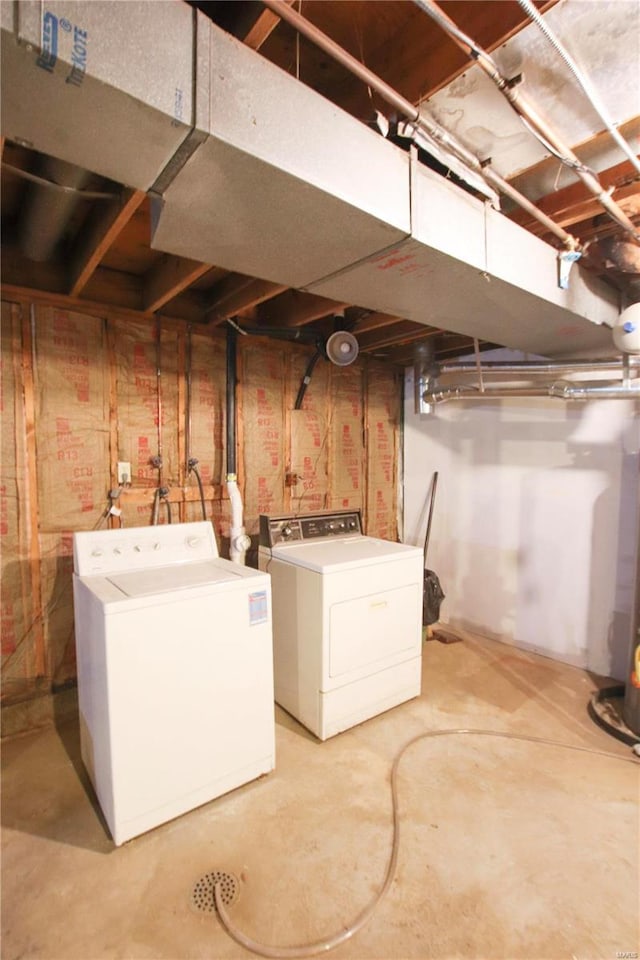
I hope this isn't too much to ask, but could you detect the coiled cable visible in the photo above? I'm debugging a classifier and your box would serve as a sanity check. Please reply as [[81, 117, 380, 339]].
[[215, 727, 638, 958]]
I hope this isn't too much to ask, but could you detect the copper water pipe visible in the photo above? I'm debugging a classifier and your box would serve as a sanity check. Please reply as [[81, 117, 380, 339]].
[[261, 0, 580, 250], [413, 0, 640, 244]]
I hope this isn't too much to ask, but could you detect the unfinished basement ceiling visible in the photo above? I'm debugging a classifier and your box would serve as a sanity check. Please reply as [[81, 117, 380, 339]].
[[1, 0, 638, 364]]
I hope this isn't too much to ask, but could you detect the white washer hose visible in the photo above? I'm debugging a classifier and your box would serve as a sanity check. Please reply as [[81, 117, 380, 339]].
[[215, 726, 639, 958], [517, 0, 640, 177]]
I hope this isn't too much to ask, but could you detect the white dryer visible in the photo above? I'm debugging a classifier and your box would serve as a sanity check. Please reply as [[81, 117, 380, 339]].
[[72, 521, 275, 846], [259, 511, 423, 740]]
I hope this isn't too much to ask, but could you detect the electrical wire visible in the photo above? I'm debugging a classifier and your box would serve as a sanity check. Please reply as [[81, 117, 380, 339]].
[[214, 727, 638, 958]]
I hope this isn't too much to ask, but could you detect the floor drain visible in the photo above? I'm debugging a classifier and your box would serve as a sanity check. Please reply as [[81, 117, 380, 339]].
[[191, 871, 239, 913]]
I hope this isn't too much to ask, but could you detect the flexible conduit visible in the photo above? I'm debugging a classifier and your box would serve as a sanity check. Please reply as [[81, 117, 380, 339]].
[[412, 0, 640, 243], [516, 0, 640, 178], [261, 0, 579, 250], [215, 727, 638, 958]]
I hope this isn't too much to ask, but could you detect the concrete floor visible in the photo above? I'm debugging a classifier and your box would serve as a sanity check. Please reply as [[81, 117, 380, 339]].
[[2, 632, 638, 960]]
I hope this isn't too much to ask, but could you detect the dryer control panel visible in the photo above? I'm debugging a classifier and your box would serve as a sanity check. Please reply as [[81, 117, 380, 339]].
[[259, 511, 362, 547]]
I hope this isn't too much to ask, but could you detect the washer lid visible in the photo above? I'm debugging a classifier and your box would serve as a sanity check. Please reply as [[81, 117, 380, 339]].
[[269, 536, 422, 573], [107, 560, 245, 598]]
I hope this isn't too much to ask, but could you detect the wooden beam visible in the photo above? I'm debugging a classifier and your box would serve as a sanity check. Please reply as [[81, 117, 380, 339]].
[[68, 188, 146, 297], [205, 274, 288, 325], [2, 248, 207, 325], [358, 322, 440, 351], [259, 290, 349, 328], [243, 0, 295, 50], [354, 312, 404, 334], [143, 255, 212, 313], [19, 303, 47, 678], [510, 159, 640, 235], [317, 1, 556, 123]]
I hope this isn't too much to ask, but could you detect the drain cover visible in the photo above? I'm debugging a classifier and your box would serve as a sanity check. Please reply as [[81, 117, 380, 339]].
[[191, 871, 239, 913]]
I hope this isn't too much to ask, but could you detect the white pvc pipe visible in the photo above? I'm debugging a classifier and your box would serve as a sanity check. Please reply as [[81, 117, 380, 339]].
[[226, 477, 250, 565]]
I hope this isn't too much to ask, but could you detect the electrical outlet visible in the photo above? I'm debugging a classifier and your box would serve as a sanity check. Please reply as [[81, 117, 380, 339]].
[[117, 461, 131, 484]]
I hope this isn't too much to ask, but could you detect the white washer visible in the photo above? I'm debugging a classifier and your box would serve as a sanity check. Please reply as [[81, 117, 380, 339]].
[[259, 511, 423, 740], [72, 521, 275, 846]]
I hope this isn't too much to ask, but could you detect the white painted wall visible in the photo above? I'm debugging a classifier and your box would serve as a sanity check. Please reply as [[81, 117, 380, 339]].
[[403, 369, 639, 680]]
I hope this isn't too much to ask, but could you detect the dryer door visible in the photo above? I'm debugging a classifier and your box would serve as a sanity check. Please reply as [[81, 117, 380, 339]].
[[328, 582, 421, 679]]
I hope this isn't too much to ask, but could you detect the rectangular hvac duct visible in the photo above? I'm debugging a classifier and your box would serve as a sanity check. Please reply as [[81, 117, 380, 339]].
[[306, 162, 618, 358], [0, 1, 205, 190], [150, 22, 411, 290]]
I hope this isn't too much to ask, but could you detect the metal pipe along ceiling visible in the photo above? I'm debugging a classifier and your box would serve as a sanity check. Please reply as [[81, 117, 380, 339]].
[[516, 0, 640, 179], [422, 379, 640, 403], [412, 0, 640, 244], [19, 157, 92, 262], [437, 359, 640, 376], [261, 0, 579, 250]]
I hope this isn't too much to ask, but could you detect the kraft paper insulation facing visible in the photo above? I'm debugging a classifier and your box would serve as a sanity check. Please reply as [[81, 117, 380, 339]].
[[289, 351, 330, 516], [188, 328, 226, 486], [113, 317, 180, 526], [1, 303, 36, 689], [365, 364, 401, 541], [329, 362, 365, 512], [240, 341, 287, 535], [1, 300, 400, 709], [34, 306, 110, 531]]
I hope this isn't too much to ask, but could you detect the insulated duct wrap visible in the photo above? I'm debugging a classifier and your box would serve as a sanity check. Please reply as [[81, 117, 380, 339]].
[[151, 22, 411, 289], [0, 1, 206, 189]]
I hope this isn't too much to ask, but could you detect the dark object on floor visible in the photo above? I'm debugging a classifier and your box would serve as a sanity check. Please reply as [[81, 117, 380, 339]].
[[422, 472, 445, 626], [427, 626, 463, 644], [423, 569, 445, 626], [588, 685, 640, 746]]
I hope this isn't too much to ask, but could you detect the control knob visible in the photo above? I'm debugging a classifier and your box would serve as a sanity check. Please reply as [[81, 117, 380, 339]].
[[281, 524, 292, 540], [91, 548, 103, 558]]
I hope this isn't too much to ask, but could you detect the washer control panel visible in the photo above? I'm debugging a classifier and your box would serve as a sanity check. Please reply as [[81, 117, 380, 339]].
[[74, 521, 218, 575], [259, 511, 362, 547]]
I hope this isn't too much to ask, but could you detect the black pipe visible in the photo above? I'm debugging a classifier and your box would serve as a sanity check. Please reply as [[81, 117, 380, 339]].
[[234, 324, 318, 344], [226, 326, 237, 477]]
